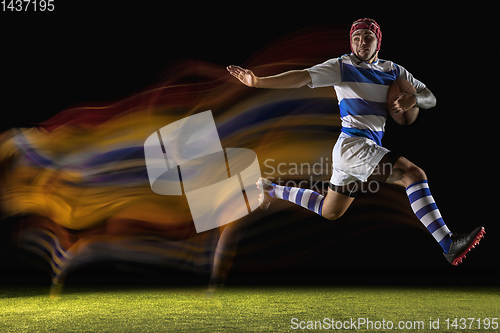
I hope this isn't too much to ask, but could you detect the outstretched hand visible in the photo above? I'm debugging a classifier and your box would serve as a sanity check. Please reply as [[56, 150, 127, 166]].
[[227, 65, 258, 87]]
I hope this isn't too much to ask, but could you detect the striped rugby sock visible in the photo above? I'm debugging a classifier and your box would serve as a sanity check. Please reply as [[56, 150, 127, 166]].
[[269, 183, 325, 216], [405, 180, 453, 253]]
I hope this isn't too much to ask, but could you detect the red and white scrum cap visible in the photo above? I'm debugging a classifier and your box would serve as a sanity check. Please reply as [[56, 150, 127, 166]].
[[350, 18, 382, 53]]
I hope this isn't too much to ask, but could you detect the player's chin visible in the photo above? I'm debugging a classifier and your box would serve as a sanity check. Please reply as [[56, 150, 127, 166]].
[[355, 51, 371, 61]]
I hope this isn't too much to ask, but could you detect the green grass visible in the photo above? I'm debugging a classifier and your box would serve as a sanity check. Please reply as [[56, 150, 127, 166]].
[[0, 284, 499, 332]]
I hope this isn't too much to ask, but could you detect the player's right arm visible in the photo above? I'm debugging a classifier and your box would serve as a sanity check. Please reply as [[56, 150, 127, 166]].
[[227, 65, 311, 89]]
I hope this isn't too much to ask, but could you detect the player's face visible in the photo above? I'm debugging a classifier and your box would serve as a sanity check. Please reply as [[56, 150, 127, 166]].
[[351, 30, 378, 62]]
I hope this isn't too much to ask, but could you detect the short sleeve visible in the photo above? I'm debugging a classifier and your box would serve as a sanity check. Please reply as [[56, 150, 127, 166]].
[[305, 58, 342, 88], [397, 65, 426, 93]]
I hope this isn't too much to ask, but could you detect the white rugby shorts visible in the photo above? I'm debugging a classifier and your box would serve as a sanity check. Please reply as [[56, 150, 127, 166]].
[[330, 133, 390, 186]]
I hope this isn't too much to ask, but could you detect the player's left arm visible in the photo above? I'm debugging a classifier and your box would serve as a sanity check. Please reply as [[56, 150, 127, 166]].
[[391, 87, 436, 113], [393, 64, 436, 112], [414, 87, 436, 109]]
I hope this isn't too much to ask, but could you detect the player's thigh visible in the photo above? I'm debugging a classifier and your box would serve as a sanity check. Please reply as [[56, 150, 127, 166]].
[[368, 152, 400, 183], [321, 188, 355, 220], [369, 153, 426, 188]]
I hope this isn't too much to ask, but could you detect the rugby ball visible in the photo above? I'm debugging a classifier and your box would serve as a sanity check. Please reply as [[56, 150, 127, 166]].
[[387, 78, 419, 126]]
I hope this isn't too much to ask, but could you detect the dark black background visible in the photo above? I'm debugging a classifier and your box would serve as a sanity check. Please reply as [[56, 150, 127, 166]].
[[1, 2, 496, 286]]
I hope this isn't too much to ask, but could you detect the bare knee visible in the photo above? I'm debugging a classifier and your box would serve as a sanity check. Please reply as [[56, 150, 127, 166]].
[[405, 164, 427, 186], [392, 157, 427, 187]]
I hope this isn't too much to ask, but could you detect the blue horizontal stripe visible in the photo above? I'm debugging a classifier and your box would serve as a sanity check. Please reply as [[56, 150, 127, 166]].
[[439, 235, 452, 253], [341, 128, 384, 146], [295, 188, 305, 205], [427, 218, 446, 234], [339, 98, 387, 118], [342, 63, 398, 85], [408, 188, 432, 204], [318, 197, 325, 216], [282, 186, 290, 201], [307, 191, 320, 211], [415, 203, 438, 220]]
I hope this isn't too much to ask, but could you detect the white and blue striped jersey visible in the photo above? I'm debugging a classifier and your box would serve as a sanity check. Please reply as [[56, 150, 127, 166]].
[[305, 54, 426, 146]]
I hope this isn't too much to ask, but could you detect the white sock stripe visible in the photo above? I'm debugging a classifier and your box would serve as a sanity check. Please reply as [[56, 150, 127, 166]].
[[301, 190, 313, 208], [420, 210, 442, 228], [405, 181, 452, 252], [410, 195, 435, 213], [289, 187, 300, 203], [405, 182, 429, 196], [432, 225, 452, 243], [274, 185, 284, 199], [314, 195, 324, 214], [272, 185, 324, 216]]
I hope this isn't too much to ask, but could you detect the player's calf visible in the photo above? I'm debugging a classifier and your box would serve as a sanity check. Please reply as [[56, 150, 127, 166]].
[[405, 179, 485, 264], [256, 178, 358, 222], [379, 156, 485, 264], [320, 187, 356, 221]]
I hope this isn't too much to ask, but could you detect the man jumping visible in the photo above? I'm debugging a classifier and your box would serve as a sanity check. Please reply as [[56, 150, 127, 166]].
[[227, 18, 484, 265]]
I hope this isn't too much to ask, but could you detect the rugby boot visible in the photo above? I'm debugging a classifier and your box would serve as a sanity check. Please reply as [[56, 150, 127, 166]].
[[444, 226, 485, 265]]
